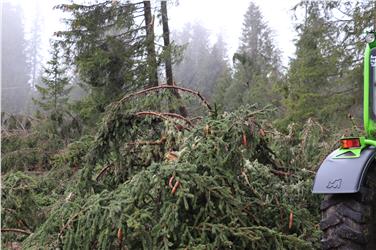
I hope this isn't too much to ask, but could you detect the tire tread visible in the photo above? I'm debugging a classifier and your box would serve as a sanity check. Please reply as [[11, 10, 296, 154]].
[[320, 165, 376, 249]]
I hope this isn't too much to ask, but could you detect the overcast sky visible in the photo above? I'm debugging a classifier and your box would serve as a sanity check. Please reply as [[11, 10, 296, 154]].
[[13, 0, 300, 66], [169, 0, 300, 65]]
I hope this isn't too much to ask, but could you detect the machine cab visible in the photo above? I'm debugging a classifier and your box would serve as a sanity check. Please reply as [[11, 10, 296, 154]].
[[313, 32, 376, 194], [364, 32, 376, 138]]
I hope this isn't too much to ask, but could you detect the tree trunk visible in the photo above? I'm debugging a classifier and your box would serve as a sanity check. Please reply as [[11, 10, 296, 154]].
[[143, 1, 158, 87], [161, 1, 188, 117]]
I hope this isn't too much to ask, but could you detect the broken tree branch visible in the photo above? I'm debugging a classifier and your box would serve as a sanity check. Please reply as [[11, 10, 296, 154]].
[[96, 164, 113, 181], [1, 228, 32, 235], [118, 84, 212, 112]]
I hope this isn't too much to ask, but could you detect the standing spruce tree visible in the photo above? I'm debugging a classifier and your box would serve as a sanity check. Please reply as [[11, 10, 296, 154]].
[[174, 23, 211, 95], [321, 1, 376, 120], [223, 2, 282, 110], [144, 0, 158, 87], [211, 35, 232, 107], [207, 35, 231, 100], [55, 1, 155, 122], [325, 1, 376, 64], [34, 42, 71, 129], [279, 1, 350, 129], [174, 23, 230, 101], [27, 2, 43, 90], [212, 66, 233, 108]]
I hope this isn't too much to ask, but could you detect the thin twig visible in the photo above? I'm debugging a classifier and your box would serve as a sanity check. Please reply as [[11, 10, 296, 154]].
[[58, 212, 81, 239], [95, 164, 113, 181], [58, 202, 98, 239], [270, 169, 292, 177], [273, 196, 284, 227], [1, 228, 32, 235], [190, 116, 203, 122]]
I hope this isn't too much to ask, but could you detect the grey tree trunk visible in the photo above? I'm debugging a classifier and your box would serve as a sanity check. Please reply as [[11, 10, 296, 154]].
[[161, 0, 188, 117]]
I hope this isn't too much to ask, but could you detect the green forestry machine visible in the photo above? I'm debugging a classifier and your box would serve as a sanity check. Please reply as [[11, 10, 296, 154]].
[[312, 31, 376, 249]]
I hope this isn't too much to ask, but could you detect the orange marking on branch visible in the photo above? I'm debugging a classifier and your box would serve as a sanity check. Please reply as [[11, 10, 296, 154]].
[[171, 181, 180, 195], [289, 210, 294, 229]]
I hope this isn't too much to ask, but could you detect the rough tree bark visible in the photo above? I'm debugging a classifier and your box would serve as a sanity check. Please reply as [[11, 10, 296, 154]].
[[143, 1, 158, 87], [161, 0, 188, 117]]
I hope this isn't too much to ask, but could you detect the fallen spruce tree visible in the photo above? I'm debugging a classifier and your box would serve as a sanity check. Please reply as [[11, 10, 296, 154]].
[[2, 86, 325, 249]]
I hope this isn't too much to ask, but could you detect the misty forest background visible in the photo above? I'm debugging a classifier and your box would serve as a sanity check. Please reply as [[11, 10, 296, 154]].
[[1, 0, 376, 249]]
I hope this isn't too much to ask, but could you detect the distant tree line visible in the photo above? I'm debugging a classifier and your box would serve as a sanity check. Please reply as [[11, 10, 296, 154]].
[[2, 0, 376, 131], [2, 2, 33, 114], [173, 1, 375, 131]]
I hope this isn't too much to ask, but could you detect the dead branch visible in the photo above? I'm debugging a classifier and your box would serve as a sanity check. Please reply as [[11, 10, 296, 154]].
[[58, 207, 90, 239], [270, 169, 292, 177], [95, 164, 113, 181], [1, 128, 11, 137], [1, 228, 32, 235], [190, 116, 203, 122], [118, 85, 212, 112], [59, 185, 113, 237]]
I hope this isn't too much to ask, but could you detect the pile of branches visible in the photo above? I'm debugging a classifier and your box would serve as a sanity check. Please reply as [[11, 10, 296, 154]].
[[2, 85, 321, 249], [1, 111, 82, 174]]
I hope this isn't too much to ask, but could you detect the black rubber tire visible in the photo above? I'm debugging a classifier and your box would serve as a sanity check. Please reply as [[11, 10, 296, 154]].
[[320, 166, 376, 250]]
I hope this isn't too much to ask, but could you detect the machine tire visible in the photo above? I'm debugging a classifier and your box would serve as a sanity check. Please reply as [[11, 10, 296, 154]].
[[320, 166, 376, 250]]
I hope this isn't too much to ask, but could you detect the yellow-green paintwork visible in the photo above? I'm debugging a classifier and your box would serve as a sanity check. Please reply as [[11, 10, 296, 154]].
[[334, 137, 366, 159], [337, 36, 376, 159], [364, 37, 376, 138]]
